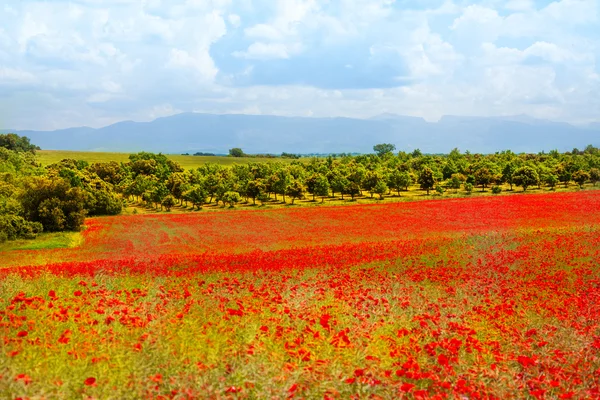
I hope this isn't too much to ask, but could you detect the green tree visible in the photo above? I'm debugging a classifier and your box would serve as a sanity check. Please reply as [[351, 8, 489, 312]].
[[0, 133, 40, 153], [19, 176, 87, 232], [502, 162, 516, 191], [313, 174, 330, 203], [246, 179, 266, 205], [184, 184, 208, 210], [222, 191, 241, 208], [161, 195, 176, 211], [418, 167, 435, 195], [447, 173, 466, 193], [589, 168, 600, 186], [374, 180, 388, 199], [287, 180, 305, 204], [373, 143, 396, 157], [229, 148, 245, 157], [572, 170, 590, 188], [513, 166, 539, 191]]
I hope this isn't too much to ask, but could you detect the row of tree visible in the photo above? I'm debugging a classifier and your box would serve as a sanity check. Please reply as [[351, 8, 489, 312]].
[[1, 134, 599, 242]]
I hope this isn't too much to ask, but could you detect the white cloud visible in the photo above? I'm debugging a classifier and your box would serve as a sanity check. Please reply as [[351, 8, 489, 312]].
[[0, 0, 599, 130]]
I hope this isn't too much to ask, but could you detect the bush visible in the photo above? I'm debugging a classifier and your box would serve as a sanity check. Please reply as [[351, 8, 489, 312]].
[[492, 186, 502, 194], [435, 185, 445, 195], [464, 183, 473, 194], [0, 214, 43, 242]]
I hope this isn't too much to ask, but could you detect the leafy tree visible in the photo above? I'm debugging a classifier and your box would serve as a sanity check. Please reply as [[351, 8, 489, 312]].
[[373, 143, 396, 157], [246, 179, 266, 205], [388, 170, 412, 195], [572, 170, 590, 188], [442, 161, 458, 180], [287, 180, 305, 204], [313, 174, 330, 202], [161, 195, 176, 211], [19, 176, 87, 232], [229, 148, 245, 157], [447, 173, 466, 193], [544, 174, 558, 190], [222, 191, 241, 208], [0, 133, 40, 153], [555, 163, 571, 188], [502, 162, 516, 191], [184, 184, 208, 210], [374, 180, 388, 200], [513, 166, 539, 191], [330, 172, 349, 199], [589, 168, 600, 186], [418, 167, 435, 195]]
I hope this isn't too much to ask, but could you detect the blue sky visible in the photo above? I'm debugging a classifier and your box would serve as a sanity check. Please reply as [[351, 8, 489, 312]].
[[0, 0, 598, 130]]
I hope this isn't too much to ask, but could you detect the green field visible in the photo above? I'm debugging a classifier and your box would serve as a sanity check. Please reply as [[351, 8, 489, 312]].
[[37, 150, 298, 169]]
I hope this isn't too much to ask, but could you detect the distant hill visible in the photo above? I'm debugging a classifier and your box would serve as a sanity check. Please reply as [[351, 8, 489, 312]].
[[3, 112, 599, 154]]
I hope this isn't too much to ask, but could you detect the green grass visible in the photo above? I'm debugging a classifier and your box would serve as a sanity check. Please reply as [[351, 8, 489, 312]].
[[37, 150, 300, 169], [0, 231, 83, 251]]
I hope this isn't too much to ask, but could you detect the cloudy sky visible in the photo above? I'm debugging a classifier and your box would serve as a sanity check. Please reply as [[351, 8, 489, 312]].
[[0, 0, 598, 130]]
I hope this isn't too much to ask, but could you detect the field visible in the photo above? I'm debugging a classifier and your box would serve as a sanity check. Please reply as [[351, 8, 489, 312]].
[[36, 150, 296, 169], [1, 192, 600, 398]]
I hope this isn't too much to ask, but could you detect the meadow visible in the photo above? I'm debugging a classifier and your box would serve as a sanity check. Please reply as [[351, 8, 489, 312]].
[[1, 191, 600, 398], [36, 150, 296, 169]]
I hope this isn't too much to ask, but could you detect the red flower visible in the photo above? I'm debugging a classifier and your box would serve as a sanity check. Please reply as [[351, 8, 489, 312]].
[[74, 290, 83, 296], [17, 331, 28, 337], [84, 377, 96, 386], [400, 383, 415, 392]]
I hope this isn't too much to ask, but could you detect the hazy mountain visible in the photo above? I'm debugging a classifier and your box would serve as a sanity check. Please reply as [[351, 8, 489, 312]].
[[3, 112, 599, 154]]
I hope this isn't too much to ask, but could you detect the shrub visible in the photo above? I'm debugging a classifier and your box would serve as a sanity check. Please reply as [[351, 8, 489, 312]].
[[492, 186, 502, 194]]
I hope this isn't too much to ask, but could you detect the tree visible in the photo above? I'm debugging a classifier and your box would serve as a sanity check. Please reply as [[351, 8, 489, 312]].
[[373, 143, 396, 157], [222, 191, 241, 208], [502, 162, 516, 191], [544, 174, 558, 190], [374, 180, 388, 199], [418, 167, 435, 195], [229, 148, 245, 157], [447, 173, 466, 193], [19, 176, 87, 232], [313, 174, 330, 202], [0, 133, 40, 153], [442, 161, 458, 180], [184, 184, 208, 210], [287, 180, 305, 204], [161, 195, 176, 211], [555, 164, 571, 188], [589, 168, 600, 186], [388, 170, 412, 195], [572, 170, 590, 188], [513, 166, 539, 191], [246, 179, 266, 205]]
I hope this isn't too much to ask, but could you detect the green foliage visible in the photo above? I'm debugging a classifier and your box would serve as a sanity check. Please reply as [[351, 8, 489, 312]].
[[491, 185, 502, 194], [19, 176, 87, 232], [229, 148, 245, 157], [513, 166, 539, 191], [222, 191, 241, 208], [418, 167, 436, 195], [373, 143, 396, 157], [161, 195, 176, 211], [572, 170, 590, 188], [464, 183, 474, 194], [0, 133, 40, 153]]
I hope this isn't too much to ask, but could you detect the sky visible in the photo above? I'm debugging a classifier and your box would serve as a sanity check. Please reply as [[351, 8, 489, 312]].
[[0, 0, 599, 130]]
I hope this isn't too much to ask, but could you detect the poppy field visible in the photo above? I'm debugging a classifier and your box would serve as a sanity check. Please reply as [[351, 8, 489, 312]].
[[1, 192, 600, 399]]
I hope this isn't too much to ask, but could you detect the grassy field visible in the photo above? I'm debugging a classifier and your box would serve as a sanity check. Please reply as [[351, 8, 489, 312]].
[[37, 150, 299, 169], [2, 192, 600, 398]]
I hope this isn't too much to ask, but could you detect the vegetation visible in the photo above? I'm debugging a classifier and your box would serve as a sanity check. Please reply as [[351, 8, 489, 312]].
[[2, 134, 600, 245], [2, 192, 600, 398]]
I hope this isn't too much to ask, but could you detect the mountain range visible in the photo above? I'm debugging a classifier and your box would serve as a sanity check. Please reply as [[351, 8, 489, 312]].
[[4, 113, 599, 154]]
